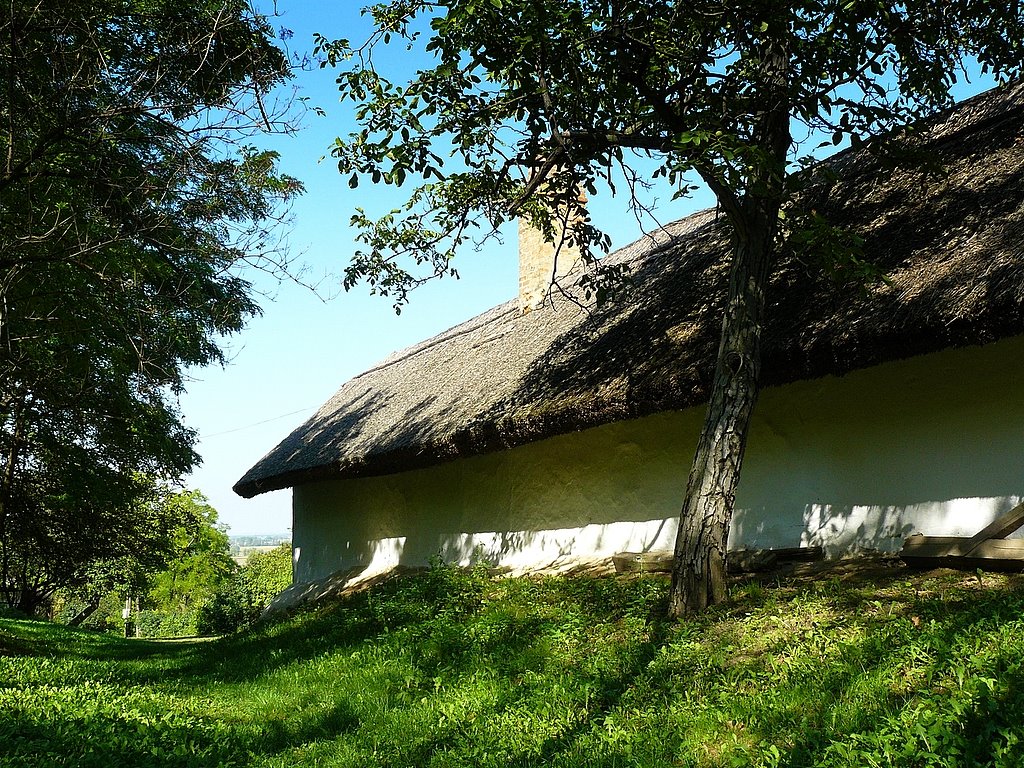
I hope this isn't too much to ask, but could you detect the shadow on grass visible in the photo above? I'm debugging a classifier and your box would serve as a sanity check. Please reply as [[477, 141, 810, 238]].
[[80, 566, 673, 689], [5, 566, 1024, 767], [3, 566, 492, 687], [713, 579, 1024, 768], [0, 697, 361, 768]]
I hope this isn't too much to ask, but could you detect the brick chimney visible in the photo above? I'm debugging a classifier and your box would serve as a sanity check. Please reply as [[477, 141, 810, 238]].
[[517, 193, 587, 312]]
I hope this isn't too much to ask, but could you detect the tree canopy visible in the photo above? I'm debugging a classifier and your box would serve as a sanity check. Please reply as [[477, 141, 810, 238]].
[[145, 491, 235, 615], [56, 487, 233, 631], [0, 0, 301, 612], [322, 0, 1022, 303], [322, 0, 1024, 614]]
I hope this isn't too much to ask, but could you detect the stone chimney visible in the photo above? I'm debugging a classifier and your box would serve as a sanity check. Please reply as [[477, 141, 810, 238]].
[[518, 196, 587, 313]]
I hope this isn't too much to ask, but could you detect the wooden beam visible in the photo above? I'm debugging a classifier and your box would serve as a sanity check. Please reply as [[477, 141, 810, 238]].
[[613, 545, 825, 575], [612, 551, 675, 573], [953, 500, 1024, 556], [901, 534, 1024, 568]]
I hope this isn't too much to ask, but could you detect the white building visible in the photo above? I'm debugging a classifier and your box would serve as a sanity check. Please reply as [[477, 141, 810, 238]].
[[236, 82, 1024, 587]]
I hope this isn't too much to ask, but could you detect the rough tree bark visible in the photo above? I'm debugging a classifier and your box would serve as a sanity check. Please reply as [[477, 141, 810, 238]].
[[0, 395, 23, 610], [667, 215, 776, 616], [667, 25, 791, 617]]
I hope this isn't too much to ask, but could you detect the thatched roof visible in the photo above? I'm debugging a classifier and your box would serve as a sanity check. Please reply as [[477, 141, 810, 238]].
[[235, 82, 1024, 499]]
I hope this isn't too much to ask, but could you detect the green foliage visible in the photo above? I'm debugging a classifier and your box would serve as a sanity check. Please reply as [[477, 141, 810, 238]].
[[3, 565, 1024, 766], [198, 543, 292, 635], [145, 493, 235, 615], [0, 1, 301, 612], [18, 483, 228, 621], [46, 489, 236, 638], [124, 491, 237, 638], [241, 544, 294, 604], [322, 0, 1024, 304], [135, 608, 203, 640]]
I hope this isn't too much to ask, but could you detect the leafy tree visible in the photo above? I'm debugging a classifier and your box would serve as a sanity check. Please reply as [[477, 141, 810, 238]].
[[55, 488, 233, 633], [0, 0, 301, 612], [241, 543, 294, 604], [319, 1, 1024, 615], [145, 491, 235, 615], [199, 543, 292, 634]]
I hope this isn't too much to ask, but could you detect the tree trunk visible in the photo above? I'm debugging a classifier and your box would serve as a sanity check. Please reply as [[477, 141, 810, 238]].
[[16, 584, 45, 616], [667, 22, 791, 618], [667, 218, 774, 617], [0, 394, 23, 609], [67, 597, 101, 627]]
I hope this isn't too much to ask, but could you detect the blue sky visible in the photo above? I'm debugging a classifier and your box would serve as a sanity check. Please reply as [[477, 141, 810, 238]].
[[180, 2, 716, 535], [177, 9, 502, 534], [180, 2, 997, 536]]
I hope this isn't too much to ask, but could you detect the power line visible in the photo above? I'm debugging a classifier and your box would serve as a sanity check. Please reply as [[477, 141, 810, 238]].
[[199, 406, 317, 439]]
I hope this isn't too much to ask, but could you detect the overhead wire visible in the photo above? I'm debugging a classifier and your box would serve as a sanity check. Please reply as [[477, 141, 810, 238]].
[[199, 406, 317, 439]]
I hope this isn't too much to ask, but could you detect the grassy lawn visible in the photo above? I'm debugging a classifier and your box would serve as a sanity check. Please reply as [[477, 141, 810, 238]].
[[2, 559, 1024, 767]]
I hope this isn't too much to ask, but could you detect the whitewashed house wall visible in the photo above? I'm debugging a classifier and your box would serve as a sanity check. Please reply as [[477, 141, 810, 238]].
[[238, 83, 1024, 593], [291, 335, 1024, 583]]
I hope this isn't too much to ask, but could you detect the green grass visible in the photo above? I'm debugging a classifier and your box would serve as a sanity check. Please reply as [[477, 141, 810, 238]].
[[3, 560, 1024, 767]]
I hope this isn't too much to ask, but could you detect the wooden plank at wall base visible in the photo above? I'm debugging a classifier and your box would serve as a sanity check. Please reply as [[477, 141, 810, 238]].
[[612, 546, 825, 574], [612, 551, 676, 573], [901, 534, 1024, 569], [899, 501, 1024, 569], [952, 501, 1024, 556]]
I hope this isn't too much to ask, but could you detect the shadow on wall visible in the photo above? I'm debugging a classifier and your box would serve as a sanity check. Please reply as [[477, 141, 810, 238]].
[[428, 516, 678, 572], [294, 514, 682, 583], [727, 334, 1024, 554], [292, 493, 1023, 585], [292, 494, 1024, 585], [803, 503, 918, 555], [802, 496, 1024, 554], [293, 335, 1024, 583], [731, 496, 1023, 558]]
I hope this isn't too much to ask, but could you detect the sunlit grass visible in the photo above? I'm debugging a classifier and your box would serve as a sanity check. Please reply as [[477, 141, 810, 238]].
[[2, 560, 1024, 767]]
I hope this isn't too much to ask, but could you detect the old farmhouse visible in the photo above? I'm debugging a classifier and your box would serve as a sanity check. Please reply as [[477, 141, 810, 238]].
[[236, 82, 1024, 587]]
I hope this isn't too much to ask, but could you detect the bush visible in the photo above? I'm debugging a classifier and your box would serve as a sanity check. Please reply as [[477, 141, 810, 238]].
[[197, 579, 256, 635], [135, 608, 201, 638], [198, 544, 292, 634]]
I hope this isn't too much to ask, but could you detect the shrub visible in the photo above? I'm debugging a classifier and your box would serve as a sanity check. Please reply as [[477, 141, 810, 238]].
[[198, 544, 292, 634], [135, 608, 201, 638]]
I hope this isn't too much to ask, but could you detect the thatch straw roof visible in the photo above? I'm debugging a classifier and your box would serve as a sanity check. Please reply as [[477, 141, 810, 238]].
[[235, 82, 1024, 499]]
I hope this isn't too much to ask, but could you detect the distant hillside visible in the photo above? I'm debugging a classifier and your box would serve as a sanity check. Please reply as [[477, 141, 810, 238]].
[[228, 533, 290, 557]]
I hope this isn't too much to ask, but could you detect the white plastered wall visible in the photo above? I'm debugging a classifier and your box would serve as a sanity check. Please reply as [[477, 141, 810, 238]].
[[292, 336, 1024, 584]]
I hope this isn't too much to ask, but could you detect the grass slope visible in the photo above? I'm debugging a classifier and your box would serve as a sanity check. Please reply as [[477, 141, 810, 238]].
[[2, 560, 1024, 767]]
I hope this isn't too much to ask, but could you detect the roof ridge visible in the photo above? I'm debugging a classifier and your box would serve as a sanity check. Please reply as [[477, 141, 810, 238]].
[[347, 300, 519, 385], [339, 210, 719, 389]]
